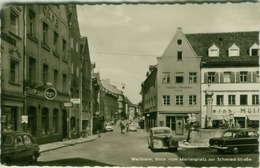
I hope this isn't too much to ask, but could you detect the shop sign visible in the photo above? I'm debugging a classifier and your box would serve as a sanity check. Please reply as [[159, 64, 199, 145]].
[[212, 107, 259, 115], [21, 115, 28, 123], [64, 102, 72, 107], [71, 98, 80, 104], [44, 87, 57, 100]]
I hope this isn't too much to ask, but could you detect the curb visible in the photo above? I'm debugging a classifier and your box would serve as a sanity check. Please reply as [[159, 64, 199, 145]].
[[40, 136, 99, 153]]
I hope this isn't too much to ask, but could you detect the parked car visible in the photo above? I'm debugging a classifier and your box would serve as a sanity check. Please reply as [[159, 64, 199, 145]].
[[1, 131, 40, 165], [129, 124, 137, 132], [104, 123, 113, 132], [147, 127, 178, 152], [209, 128, 259, 154]]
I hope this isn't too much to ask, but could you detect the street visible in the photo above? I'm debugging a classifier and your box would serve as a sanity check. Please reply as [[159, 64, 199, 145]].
[[36, 123, 259, 167]]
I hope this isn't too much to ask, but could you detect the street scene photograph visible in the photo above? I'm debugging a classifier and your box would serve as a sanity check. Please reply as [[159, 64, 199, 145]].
[[0, 0, 259, 167]]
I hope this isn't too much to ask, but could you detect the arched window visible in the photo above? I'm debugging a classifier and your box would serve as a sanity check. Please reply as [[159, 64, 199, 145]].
[[42, 108, 49, 135]]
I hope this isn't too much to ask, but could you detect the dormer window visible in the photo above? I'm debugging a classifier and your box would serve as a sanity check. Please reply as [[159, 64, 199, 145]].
[[208, 44, 219, 57], [250, 43, 259, 56], [229, 44, 240, 57]]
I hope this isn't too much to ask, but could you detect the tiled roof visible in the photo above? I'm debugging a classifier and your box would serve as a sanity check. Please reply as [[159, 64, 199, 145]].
[[185, 31, 259, 66], [101, 79, 122, 95]]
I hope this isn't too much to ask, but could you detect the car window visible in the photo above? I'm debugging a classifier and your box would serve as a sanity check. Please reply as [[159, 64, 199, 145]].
[[14, 136, 24, 147], [154, 129, 171, 135], [23, 135, 33, 145], [248, 131, 259, 137], [2, 135, 13, 146], [222, 131, 235, 138], [236, 132, 245, 138]]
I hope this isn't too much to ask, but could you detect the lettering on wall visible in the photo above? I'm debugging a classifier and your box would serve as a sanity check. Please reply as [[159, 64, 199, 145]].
[[212, 108, 259, 115], [166, 86, 192, 89]]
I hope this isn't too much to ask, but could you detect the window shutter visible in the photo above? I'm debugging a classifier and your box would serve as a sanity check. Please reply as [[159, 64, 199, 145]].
[[231, 72, 235, 83], [236, 72, 240, 83], [204, 72, 208, 83], [247, 71, 251, 82], [215, 72, 219, 83], [220, 72, 224, 83], [253, 71, 256, 82]]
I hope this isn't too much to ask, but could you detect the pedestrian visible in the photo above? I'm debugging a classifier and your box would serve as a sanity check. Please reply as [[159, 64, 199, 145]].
[[121, 123, 125, 134], [126, 123, 129, 132]]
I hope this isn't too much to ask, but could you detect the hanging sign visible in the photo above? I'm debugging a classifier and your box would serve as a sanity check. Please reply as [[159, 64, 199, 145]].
[[44, 87, 57, 100], [21, 115, 28, 123]]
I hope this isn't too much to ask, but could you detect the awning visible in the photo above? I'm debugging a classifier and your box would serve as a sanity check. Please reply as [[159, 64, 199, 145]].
[[247, 115, 260, 121]]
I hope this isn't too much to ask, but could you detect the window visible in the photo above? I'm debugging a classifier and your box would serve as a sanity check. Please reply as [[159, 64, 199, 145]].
[[42, 64, 48, 85], [41, 108, 49, 135], [250, 43, 259, 56], [228, 95, 236, 105], [223, 72, 231, 83], [189, 72, 197, 83], [176, 95, 183, 105], [70, 37, 73, 48], [28, 10, 36, 37], [177, 51, 182, 61], [240, 71, 248, 82], [162, 72, 170, 83], [54, 69, 58, 88], [53, 109, 58, 133], [23, 135, 32, 145], [53, 31, 58, 52], [216, 95, 224, 105], [177, 39, 182, 45], [252, 95, 259, 105], [251, 49, 259, 56], [256, 71, 259, 82], [208, 44, 219, 57], [240, 95, 248, 105], [28, 57, 36, 83], [14, 136, 23, 147], [162, 95, 170, 105], [10, 11, 19, 35], [76, 42, 79, 52], [175, 72, 184, 83], [189, 95, 197, 105], [42, 22, 48, 45], [71, 63, 74, 74], [10, 60, 19, 83], [76, 66, 79, 77], [62, 39, 67, 52], [208, 72, 215, 83], [62, 74, 67, 92], [228, 44, 240, 56]]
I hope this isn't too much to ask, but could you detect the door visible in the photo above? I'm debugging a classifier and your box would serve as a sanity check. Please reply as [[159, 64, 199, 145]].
[[62, 110, 68, 139], [12, 135, 27, 163], [175, 118, 183, 135]]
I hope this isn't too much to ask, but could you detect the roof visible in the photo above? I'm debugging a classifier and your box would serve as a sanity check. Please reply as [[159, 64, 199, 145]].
[[124, 96, 134, 106], [185, 31, 259, 66], [101, 79, 122, 95]]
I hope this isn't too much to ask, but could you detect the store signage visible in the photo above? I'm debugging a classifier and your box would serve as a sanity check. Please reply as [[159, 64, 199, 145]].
[[64, 102, 72, 107], [44, 87, 57, 100], [212, 107, 259, 115], [71, 98, 80, 104], [166, 86, 192, 89], [21, 115, 28, 123], [1, 32, 16, 46]]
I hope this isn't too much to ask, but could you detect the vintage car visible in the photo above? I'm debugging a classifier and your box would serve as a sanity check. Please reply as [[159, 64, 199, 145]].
[[104, 123, 113, 132], [209, 128, 259, 154], [147, 127, 179, 152], [1, 131, 40, 165], [129, 123, 137, 132]]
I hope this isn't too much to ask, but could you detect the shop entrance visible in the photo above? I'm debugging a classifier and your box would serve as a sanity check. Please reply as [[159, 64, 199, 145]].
[[166, 116, 176, 131]]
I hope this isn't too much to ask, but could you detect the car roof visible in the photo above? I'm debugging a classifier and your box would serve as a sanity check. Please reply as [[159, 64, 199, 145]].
[[150, 127, 171, 131], [2, 131, 31, 136], [225, 128, 257, 132]]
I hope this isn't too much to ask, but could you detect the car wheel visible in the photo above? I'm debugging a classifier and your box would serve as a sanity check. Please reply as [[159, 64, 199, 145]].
[[2, 157, 11, 166], [231, 147, 239, 154], [217, 149, 225, 154], [30, 153, 38, 164]]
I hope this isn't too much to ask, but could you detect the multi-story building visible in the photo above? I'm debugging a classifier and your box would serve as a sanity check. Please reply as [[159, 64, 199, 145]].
[[185, 31, 259, 129], [141, 28, 259, 133], [1, 5, 25, 132], [142, 28, 201, 135]]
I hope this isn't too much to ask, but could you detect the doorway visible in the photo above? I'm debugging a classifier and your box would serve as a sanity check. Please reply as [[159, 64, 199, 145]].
[[175, 118, 184, 135]]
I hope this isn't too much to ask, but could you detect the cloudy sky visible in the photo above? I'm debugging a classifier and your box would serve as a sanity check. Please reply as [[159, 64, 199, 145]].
[[77, 2, 259, 104]]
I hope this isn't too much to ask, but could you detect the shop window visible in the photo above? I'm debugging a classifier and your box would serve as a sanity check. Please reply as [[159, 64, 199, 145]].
[[175, 72, 184, 83], [189, 72, 197, 83], [42, 22, 48, 45], [216, 95, 224, 105], [189, 95, 197, 105], [54, 69, 58, 88], [53, 109, 58, 133], [177, 51, 182, 61], [162, 95, 170, 105], [162, 72, 170, 84], [228, 95, 236, 105], [42, 108, 49, 135], [28, 57, 36, 83], [176, 95, 183, 105], [240, 95, 248, 105], [10, 59, 19, 83], [240, 71, 248, 82], [252, 95, 259, 105], [28, 9, 36, 37], [42, 63, 49, 85], [223, 72, 231, 83], [166, 116, 176, 130], [10, 11, 19, 36]]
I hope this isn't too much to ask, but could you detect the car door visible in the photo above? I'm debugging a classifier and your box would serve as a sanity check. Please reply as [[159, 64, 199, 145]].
[[22, 135, 35, 160], [12, 135, 27, 163]]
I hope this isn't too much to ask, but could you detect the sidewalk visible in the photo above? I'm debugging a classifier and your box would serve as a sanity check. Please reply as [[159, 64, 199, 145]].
[[39, 135, 99, 153], [137, 129, 209, 149]]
